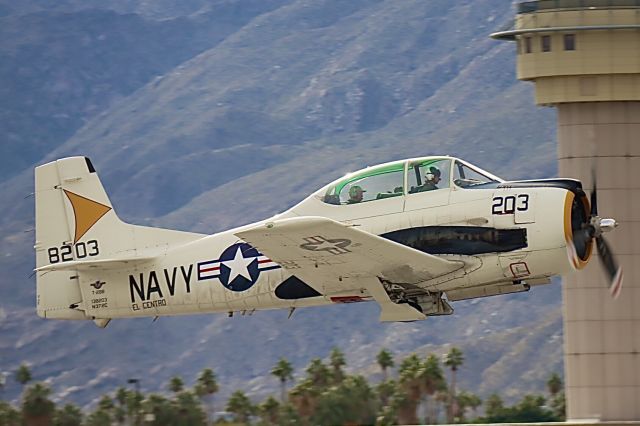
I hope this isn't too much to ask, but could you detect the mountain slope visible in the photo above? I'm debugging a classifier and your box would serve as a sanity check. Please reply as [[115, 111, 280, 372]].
[[0, 0, 563, 407]]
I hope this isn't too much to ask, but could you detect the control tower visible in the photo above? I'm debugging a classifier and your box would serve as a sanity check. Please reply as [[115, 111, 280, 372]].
[[492, 0, 640, 421]]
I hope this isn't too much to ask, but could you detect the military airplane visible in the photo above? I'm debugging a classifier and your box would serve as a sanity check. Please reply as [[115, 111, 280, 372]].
[[34, 156, 622, 327]]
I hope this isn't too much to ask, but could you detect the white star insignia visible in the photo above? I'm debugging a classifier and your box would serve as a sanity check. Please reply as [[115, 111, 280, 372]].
[[223, 247, 255, 283]]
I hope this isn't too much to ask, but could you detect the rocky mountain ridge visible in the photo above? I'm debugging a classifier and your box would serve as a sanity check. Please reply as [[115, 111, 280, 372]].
[[0, 0, 563, 407]]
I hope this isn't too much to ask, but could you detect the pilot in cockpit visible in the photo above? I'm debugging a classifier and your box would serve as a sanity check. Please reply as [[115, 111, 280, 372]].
[[416, 166, 441, 192], [347, 185, 366, 204]]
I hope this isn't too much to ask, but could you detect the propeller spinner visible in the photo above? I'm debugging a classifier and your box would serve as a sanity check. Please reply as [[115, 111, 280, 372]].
[[571, 173, 623, 298]]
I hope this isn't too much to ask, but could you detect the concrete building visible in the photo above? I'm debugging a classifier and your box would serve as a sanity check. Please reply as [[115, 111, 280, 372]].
[[492, 0, 640, 421]]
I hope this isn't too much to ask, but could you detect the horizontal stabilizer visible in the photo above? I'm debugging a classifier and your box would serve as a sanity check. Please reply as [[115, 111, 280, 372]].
[[35, 256, 155, 272]]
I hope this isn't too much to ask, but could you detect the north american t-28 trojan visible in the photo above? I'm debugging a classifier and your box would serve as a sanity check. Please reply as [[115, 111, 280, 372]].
[[34, 156, 622, 327]]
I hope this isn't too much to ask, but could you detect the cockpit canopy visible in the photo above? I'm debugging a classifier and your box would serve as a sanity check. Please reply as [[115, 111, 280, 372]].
[[319, 157, 501, 205]]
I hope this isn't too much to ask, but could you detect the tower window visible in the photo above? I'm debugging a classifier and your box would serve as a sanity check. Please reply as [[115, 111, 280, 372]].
[[564, 34, 576, 51], [525, 37, 532, 53], [541, 35, 551, 52]]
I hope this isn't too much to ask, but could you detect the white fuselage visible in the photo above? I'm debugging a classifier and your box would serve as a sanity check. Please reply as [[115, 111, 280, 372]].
[[80, 184, 573, 320], [36, 156, 590, 323]]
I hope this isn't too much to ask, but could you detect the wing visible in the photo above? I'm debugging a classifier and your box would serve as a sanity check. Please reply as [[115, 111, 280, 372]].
[[236, 216, 464, 321]]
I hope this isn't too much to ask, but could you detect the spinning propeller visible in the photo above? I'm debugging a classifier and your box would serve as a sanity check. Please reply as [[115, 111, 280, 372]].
[[571, 170, 623, 298]]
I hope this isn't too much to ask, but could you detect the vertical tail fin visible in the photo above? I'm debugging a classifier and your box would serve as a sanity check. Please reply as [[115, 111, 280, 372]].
[[35, 157, 204, 320]]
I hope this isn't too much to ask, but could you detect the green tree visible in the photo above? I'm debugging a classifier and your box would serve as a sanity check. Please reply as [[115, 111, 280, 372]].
[[376, 349, 394, 382], [422, 353, 446, 424], [329, 347, 346, 384], [456, 390, 481, 422], [396, 354, 423, 424], [484, 393, 504, 418], [21, 382, 55, 426], [125, 390, 142, 426], [270, 358, 294, 403], [547, 373, 565, 420], [195, 368, 218, 425], [289, 379, 319, 421], [0, 401, 21, 426], [512, 394, 556, 422], [84, 409, 112, 426], [277, 403, 302, 426], [376, 379, 396, 409], [226, 390, 255, 424], [113, 387, 129, 425], [550, 392, 566, 421], [305, 358, 330, 389], [434, 390, 449, 422], [547, 373, 562, 396], [258, 396, 280, 425], [142, 394, 178, 425], [444, 346, 464, 422], [168, 376, 184, 394], [15, 364, 32, 387], [174, 391, 207, 425], [311, 375, 376, 426], [53, 403, 83, 426], [480, 393, 556, 423], [378, 386, 408, 426]]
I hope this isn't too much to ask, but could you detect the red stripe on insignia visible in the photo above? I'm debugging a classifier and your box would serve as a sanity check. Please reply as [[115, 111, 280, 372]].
[[258, 259, 272, 264], [200, 266, 220, 273]]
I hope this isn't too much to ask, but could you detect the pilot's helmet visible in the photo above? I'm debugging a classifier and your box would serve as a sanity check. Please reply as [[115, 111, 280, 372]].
[[349, 185, 366, 197], [425, 166, 441, 181]]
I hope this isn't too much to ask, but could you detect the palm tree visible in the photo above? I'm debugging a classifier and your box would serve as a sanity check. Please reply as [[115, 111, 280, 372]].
[[168, 376, 184, 395], [305, 358, 330, 389], [547, 373, 562, 397], [226, 390, 255, 424], [124, 390, 141, 426], [434, 389, 449, 422], [444, 346, 464, 423], [376, 349, 394, 381], [0, 401, 21, 426], [547, 373, 565, 420], [15, 364, 32, 388], [174, 390, 207, 425], [195, 368, 218, 425], [96, 394, 114, 424], [289, 379, 319, 420], [53, 403, 83, 426], [84, 408, 112, 426], [113, 387, 128, 425], [311, 375, 376, 425], [329, 348, 346, 384], [258, 396, 280, 425], [458, 391, 482, 420], [456, 390, 482, 422], [484, 393, 504, 419], [397, 354, 423, 424], [21, 382, 55, 426], [270, 358, 294, 403], [421, 354, 445, 424], [376, 379, 396, 409]]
